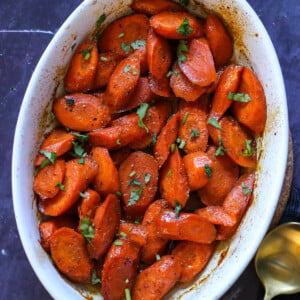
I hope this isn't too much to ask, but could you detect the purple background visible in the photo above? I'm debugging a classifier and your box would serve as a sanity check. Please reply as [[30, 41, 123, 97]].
[[0, 0, 299, 299]]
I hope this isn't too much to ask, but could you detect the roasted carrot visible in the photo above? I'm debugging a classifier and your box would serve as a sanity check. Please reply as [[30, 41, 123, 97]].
[[33, 159, 65, 200], [53, 93, 111, 131], [160, 146, 190, 208], [65, 39, 98, 93], [148, 73, 171, 97], [132, 255, 181, 300], [102, 238, 141, 300], [35, 129, 76, 166], [99, 14, 150, 57], [154, 112, 179, 169], [205, 14, 233, 66], [183, 151, 213, 191], [155, 209, 216, 243], [231, 67, 267, 135], [39, 216, 77, 252], [110, 147, 132, 169], [119, 151, 159, 217], [150, 12, 203, 39], [50, 228, 94, 284], [94, 52, 122, 89], [91, 147, 121, 197], [39, 157, 98, 216], [131, 0, 184, 16], [119, 222, 148, 247], [198, 145, 239, 206], [88, 194, 121, 259], [195, 206, 236, 226], [133, 44, 148, 75], [179, 38, 217, 87], [172, 241, 215, 282]]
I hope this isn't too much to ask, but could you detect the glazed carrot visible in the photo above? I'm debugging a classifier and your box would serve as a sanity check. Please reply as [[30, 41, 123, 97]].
[[33, 159, 65, 200], [102, 238, 141, 300], [39, 216, 77, 252], [132, 255, 181, 300], [88, 194, 121, 259], [53, 93, 111, 131], [231, 67, 267, 135], [64, 39, 98, 93], [129, 101, 171, 149], [195, 206, 236, 226], [178, 97, 210, 154], [50, 228, 94, 284], [179, 38, 217, 87], [198, 145, 239, 206], [94, 52, 122, 89], [119, 151, 159, 217], [133, 45, 148, 75], [35, 129, 76, 166], [172, 241, 215, 282], [150, 12, 203, 39], [170, 62, 208, 102], [160, 146, 190, 208], [208, 65, 244, 120], [183, 151, 213, 191], [205, 14, 233, 66], [155, 209, 216, 243], [91, 147, 121, 197], [99, 14, 149, 57], [131, 0, 184, 16], [154, 113, 179, 169], [208, 115, 257, 168], [110, 147, 132, 169], [103, 54, 141, 111], [147, 28, 172, 79], [39, 157, 98, 216], [148, 73, 171, 97], [118, 222, 148, 247]]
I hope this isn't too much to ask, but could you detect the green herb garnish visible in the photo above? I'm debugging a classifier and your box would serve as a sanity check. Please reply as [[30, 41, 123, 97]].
[[114, 241, 123, 246], [177, 17, 193, 37], [65, 98, 74, 106], [182, 112, 189, 124], [129, 171, 136, 177], [179, 140, 186, 149], [208, 118, 224, 132], [213, 135, 227, 157], [91, 269, 101, 285], [125, 288, 131, 300], [241, 140, 256, 157], [71, 132, 90, 143], [170, 144, 175, 153], [204, 164, 212, 181], [190, 129, 199, 138], [175, 200, 181, 219], [177, 40, 189, 65], [228, 92, 251, 103], [121, 42, 131, 55], [80, 217, 95, 244], [55, 181, 64, 191], [242, 182, 251, 195], [118, 33, 125, 38], [80, 192, 87, 198], [124, 64, 131, 73], [100, 56, 108, 62], [131, 40, 146, 50], [156, 254, 161, 261], [39, 150, 57, 165], [145, 173, 151, 185], [136, 103, 149, 133], [166, 71, 173, 78], [96, 14, 106, 28]]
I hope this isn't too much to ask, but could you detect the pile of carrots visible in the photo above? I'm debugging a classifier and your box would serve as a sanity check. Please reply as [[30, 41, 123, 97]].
[[33, 0, 267, 299]]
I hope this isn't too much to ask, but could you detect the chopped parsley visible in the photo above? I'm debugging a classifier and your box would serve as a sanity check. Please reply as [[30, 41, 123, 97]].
[[131, 40, 146, 50], [72, 141, 86, 158], [80, 46, 93, 60], [80, 217, 95, 244], [145, 173, 151, 185], [71, 132, 90, 143], [213, 135, 227, 157], [121, 42, 131, 55], [190, 129, 199, 138], [179, 0, 190, 7], [170, 144, 175, 153], [50, 111, 56, 120], [151, 134, 157, 146], [129, 171, 136, 177], [78, 158, 85, 165], [242, 182, 251, 195], [241, 140, 256, 157], [136, 103, 149, 133], [125, 288, 131, 300], [100, 56, 108, 62], [91, 269, 101, 285], [118, 33, 125, 38], [116, 191, 122, 197], [80, 192, 87, 198], [178, 140, 186, 149], [127, 179, 142, 187], [120, 232, 127, 237], [228, 92, 252, 103], [156, 254, 161, 261], [182, 112, 189, 124], [177, 40, 189, 65], [39, 150, 57, 165], [55, 181, 65, 191], [175, 200, 181, 219], [204, 164, 212, 181], [125, 278, 129, 284], [96, 14, 106, 28], [124, 64, 131, 73], [114, 241, 123, 246], [128, 226, 133, 232], [117, 139, 121, 145], [65, 98, 74, 106], [167, 169, 172, 177], [166, 71, 173, 78], [127, 179, 143, 206], [208, 118, 224, 132], [177, 17, 193, 37]]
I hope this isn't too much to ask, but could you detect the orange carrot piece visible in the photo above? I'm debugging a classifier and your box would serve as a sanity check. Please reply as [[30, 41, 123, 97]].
[[119, 151, 159, 217], [133, 44, 148, 75], [148, 73, 171, 97], [150, 12, 203, 39], [110, 147, 132, 169], [39, 157, 98, 216], [33, 159, 65, 200], [88, 194, 121, 259], [118, 222, 148, 247], [64, 39, 98, 93], [53, 93, 111, 131], [205, 14, 233, 66], [50, 228, 94, 284], [195, 206, 236, 226]]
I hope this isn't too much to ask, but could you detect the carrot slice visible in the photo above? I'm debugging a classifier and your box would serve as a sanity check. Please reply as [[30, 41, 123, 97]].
[[160, 146, 190, 208], [147, 28, 172, 79], [103, 54, 141, 111], [172, 241, 215, 282], [133, 44, 148, 75], [150, 12, 203, 39], [50, 228, 94, 284], [183, 151, 213, 191], [33, 159, 65, 200], [35, 129, 76, 166], [198, 145, 239, 206], [94, 52, 122, 89], [99, 14, 150, 57], [154, 112, 179, 169], [39, 216, 77, 252], [155, 209, 216, 243], [179, 38, 217, 87], [195, 206, 236, 226], [119, 151, 159, 217], [148, 73, 171, 97], [208, 65, 243, 120], [64, 39, 98, 93], [39, 157, 98, 216], [205, 14, 233, 66], [131, 0, 184, 16], [102, 238, 141, 300], [110, 147, 132, 169], [231, 67, 267, 135], [119, 222, 148, 247], [88, 194, 121, 259], [91, 147, 120, 197], [132, 255, 181, 300], [53, 93, 111, 131]]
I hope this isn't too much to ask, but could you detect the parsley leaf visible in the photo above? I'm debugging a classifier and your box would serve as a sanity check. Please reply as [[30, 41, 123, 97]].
[[116, 191, 122, 197], [129, 171, 136, 177], [175, 200, 181, 219], [241, 140, 256, 157], [170, 144, 175, 153], [177, 40, 189, 65], [80, 192, 87, 198], [190, 129, 199, 138], [127, 179, 142, 187], [121, 42, 131, 55], [179, 140, 186, 149], [204, 164, 212, 181], [151, 134, 157, 146], [182, 112, 189, 124], [118, 33, 125, 38], [80, 46, 93, 60], [208, 118, 224, 132], [100, 56, 108, 62], [96, 14, 106, 28], [78, 158, 85, 165], [129, 187, 143, 206], [65, 98, 74, 106], [179, 0, 190, 7], [80, 217, 95, 244], [117, 139, 121, 145], [91, 269, 101, 285], [145, 173, 151, 185], [72, 141, 85, 158], [55, 181, 65, 191], [125, 288, 131, 300], [114, 241, 123, 246], [131, 40, 146, 50], [177, 17, 193, 37], [40, 159, 51, 169], [39, 150, 57, 165], [71, 132, 90, 143], [228, 92, 251, 103], [136, 103, 149, 133], [167, 170, 172, 176], [213, 135, 228, 157], [156, 254, 161, 261], [124, 64, 131, 73], [242, 182, 251, 195], [166, 71, 173, 78]]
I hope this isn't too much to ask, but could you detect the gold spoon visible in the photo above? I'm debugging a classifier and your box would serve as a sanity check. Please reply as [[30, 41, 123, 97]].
[[255, 222, 300, 300]]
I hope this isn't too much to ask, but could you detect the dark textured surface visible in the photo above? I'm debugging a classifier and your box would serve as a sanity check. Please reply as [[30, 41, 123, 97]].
[[0, 1, 299, 299]]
